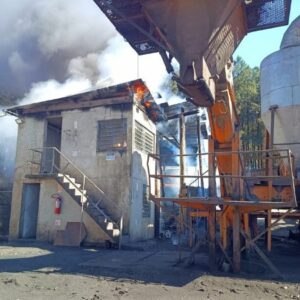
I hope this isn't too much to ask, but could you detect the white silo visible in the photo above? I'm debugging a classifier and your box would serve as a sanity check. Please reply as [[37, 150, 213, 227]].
[[260, 16, 300, 172]]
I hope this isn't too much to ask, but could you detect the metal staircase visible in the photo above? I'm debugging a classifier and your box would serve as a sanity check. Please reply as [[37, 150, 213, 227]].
[[27, 147, 121, 246]]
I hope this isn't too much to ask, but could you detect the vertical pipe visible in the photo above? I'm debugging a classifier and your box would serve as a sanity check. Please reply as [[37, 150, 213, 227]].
[[79, 175, 86, 247], [119, 216, 123, 250], [266, 105, 278, 245], [179, 108, 187, 244], [154, 135, 161, 237], [208, 138, 216, 271], [269, 105, 278, 150], [196, 117, 205, 196], [178, 205, 184, 262], [208, 138, 216, 197], [179, 108, 186, 197]]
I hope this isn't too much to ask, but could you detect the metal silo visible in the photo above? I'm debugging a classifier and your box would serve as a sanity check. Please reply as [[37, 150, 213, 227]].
[[261, 16, 300, 174]]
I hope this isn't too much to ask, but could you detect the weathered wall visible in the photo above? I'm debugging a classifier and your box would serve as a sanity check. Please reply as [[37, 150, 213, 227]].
[[60, 104, 133, 234], [129, 105, 156, 241], [10, 102, 157, 243], [9, 117, 45, 239], [37, 179, 109, 244]]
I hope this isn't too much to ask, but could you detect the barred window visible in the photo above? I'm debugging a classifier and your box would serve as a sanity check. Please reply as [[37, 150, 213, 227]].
[[135, 121, 155, 154], [97, 119, 127, 152], [142, 184, 151, 218]]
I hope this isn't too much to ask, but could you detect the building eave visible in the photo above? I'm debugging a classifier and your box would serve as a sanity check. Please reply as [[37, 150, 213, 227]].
[[5, 79, 147, 117]]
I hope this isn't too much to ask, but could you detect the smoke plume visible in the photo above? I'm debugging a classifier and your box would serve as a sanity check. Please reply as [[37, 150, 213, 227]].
[[0, 0, 175, 189], [0, 0, 117, 95]]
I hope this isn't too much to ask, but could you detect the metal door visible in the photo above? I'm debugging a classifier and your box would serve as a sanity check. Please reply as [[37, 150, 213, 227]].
[[19, 184, 40, 238]]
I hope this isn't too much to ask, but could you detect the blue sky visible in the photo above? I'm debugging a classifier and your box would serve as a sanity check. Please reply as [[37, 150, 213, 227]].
[[234, 1, 300, 67]]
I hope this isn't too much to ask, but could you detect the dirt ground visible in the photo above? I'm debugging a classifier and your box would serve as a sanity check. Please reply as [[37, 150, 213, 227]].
[[0, 236, 300, 300]]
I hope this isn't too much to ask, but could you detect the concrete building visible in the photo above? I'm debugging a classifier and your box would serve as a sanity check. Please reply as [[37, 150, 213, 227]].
[[6, 79, 157, 246], [260, 16, 300, 173]]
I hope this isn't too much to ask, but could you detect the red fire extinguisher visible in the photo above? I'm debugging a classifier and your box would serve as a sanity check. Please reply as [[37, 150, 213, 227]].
[[51, 194, 63, 215]]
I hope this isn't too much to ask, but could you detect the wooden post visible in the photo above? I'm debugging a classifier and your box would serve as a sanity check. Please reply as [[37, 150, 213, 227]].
[[233, 206, 241, 273], [189, 213, 193, 248], [267, 209, 272, 252], [243, 213, 250, 251], [178, 206, 183, 262], [208, 207, 216, 271], [179, 109, 189, 238], [221, 209, 227, 250]]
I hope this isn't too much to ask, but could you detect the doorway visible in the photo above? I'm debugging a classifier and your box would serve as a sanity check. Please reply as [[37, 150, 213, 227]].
[[41, 117, 62, 173], [19, 183, 40, 239]]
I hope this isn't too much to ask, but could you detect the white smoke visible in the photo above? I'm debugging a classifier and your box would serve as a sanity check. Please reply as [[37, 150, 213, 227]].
[[20, 35, 169, 105], [0, 0, 177, 190], [21, 78, 93, 105], [0, 112, 17, 139], [0, 0, 113, 189], [0, 0, 117, 94]]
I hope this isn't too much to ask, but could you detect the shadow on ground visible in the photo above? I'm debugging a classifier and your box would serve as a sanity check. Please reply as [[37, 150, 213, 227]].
[[0, 239, 300, 287]]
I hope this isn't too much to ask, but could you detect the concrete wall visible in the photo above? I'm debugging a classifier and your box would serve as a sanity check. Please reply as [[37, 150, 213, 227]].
[[60, 104, 133, 233], [37, 179, 109, 244], [261, 45, 300, 168], [129, 105, 156, 241], [9, 117, 45, 239]]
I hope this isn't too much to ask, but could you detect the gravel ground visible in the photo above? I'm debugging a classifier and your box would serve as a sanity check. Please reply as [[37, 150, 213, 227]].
[[0, 239, 299, 300]]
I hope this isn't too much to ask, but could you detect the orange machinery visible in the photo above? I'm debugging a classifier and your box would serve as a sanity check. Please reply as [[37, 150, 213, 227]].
[[95, 0, 296, 273]]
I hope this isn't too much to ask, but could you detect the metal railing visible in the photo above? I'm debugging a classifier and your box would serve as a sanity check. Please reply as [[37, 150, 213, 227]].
[[147, 149, 297, 208], [27, 147, 121, 226]]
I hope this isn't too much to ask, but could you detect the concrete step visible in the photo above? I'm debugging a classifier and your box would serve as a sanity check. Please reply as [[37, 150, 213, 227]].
[[57, 173, 71, 180], [113, 229, 120, 237], [57, 174, 81, 188], [58, 178, 87, 202], [55, 172, 120, 244], [74, 188, 87, 197], [107, 222, 114, 231], [68, 182, 81, 190]]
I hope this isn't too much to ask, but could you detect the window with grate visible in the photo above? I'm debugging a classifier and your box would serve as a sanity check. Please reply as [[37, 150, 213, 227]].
[[135, 121, 155, 154], [142, 184, 151, 218], [97, 119, 127, 152]]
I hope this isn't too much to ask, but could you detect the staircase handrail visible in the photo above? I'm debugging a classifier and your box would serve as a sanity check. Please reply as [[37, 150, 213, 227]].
[[29, 147, 120, 213]]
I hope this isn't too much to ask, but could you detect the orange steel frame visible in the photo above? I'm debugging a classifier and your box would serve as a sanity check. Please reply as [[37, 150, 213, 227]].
[[95, 0, 295, 274], [147, 68, 297, 272]]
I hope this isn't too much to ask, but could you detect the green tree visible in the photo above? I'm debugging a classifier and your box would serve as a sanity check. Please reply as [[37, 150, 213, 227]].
[[233, 56, 264, 151]]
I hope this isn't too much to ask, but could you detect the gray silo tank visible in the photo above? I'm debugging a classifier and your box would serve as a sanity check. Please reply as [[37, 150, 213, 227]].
[[260, 16, 300, 173]]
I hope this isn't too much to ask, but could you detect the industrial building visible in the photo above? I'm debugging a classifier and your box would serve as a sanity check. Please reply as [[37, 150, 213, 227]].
[[3, 0, 300, 278], [6, 79, 158, 246], [91, 0, 298, 275]]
